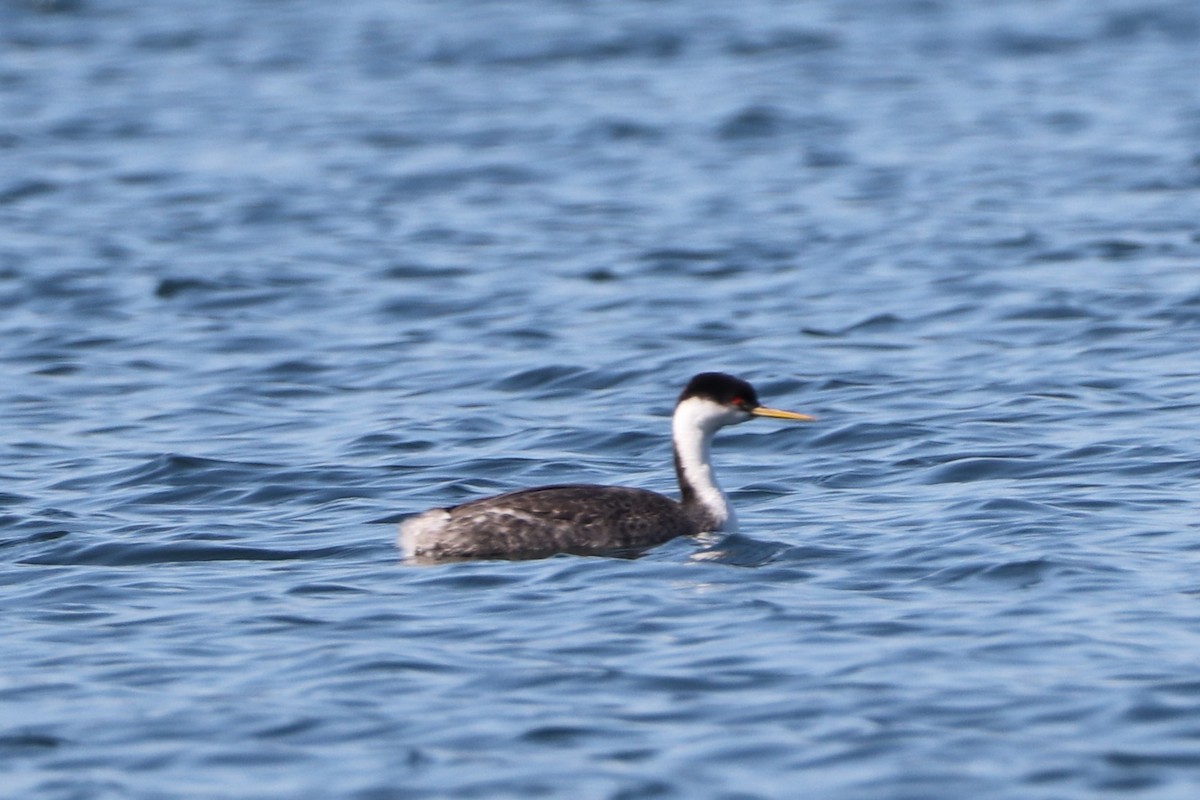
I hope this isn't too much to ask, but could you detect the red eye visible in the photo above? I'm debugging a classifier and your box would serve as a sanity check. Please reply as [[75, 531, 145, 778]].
[[731, 396, 744, 407]]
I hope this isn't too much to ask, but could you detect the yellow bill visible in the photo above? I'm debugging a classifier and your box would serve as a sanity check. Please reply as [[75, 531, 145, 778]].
[[751, 406, 816, 422]]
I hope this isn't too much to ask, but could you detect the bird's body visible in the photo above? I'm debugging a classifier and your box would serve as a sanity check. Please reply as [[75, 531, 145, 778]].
[[399, 373, 813, 561], [399, 484, 698, 560]]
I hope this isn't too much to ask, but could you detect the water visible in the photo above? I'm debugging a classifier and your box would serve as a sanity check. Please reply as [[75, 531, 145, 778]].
[[3, 0, 1200, 796]]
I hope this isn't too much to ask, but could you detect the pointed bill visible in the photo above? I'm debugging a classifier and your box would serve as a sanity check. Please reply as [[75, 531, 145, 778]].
[[750, 406, 816, 422]]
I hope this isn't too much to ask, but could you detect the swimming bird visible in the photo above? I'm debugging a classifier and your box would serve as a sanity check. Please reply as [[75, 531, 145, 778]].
[[398, 372, 814, 561]]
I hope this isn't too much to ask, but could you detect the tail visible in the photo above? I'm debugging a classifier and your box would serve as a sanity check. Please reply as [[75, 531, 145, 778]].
[[397, 508, 451, 560]]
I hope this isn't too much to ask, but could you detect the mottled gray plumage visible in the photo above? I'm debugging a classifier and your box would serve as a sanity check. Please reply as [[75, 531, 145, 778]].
[[401, 484, 705, 560]]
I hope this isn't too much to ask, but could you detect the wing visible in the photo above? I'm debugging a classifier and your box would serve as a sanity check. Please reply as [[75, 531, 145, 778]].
[[410, 484, 695, 559]]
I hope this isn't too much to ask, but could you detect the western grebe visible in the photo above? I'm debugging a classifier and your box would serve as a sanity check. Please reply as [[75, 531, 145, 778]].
[[398, 372, 814, 561]]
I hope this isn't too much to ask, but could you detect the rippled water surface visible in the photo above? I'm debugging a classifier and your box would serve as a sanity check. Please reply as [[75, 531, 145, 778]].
[[4, 0, 1200, 797]]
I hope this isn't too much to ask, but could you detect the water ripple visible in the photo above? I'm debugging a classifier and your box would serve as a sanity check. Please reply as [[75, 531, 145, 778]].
[[3, 0, 1200, 798]]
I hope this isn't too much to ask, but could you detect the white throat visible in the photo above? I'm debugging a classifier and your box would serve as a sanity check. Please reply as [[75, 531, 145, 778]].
[[671, 396, 749, 532]]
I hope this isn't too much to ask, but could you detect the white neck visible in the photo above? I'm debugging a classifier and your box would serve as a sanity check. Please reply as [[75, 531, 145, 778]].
[[671, 397, 746, 532]]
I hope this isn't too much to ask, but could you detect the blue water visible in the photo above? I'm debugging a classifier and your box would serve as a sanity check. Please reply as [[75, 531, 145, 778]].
[[4, 0, 1200, 797]]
